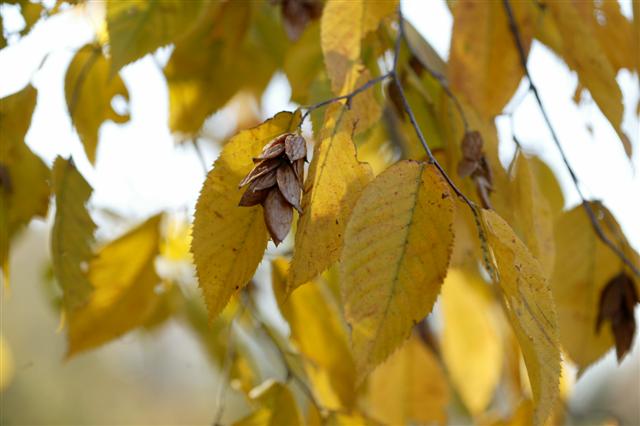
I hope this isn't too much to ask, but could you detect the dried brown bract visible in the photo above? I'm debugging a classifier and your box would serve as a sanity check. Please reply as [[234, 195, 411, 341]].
[[274, 0, 323, 41], [596, 272, 639, 362], [457, 131, 493, 209], [239, 133, 307, 245]]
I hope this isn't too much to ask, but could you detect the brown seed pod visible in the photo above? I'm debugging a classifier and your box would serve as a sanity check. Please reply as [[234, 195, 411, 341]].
[[276, 163, 302, 213], [284, 134, 307, 162], [293, 158, 305, 187], [238, 185, 270, 207], [251, 169, 278, 191], [254, 141, 286, 162], [238, 157, 281, 188], [263, 188, 293, 246]]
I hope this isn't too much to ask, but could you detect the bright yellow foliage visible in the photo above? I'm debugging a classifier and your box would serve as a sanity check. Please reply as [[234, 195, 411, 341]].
[[340, 160, 454, 380], [508, 152, 555, 276], [67, 215, 162, 357], [368, 334, 450, 426], [449, 0, 537, 119], [552, 203, 640, 371], [233, 380, 303, 426], [64, 44, 130, 164], [441, 269, 503, 416], [482, 210, 560, 426], [320, 0, 397, 92], [192, 111, 300, 321], [288, 106, 373, 291], [0, 85, 49, 280], [51, 157, 96, 312], [272, 258, 356, 410], [106, 0, 206, 74], [544, 1, 630, 157]]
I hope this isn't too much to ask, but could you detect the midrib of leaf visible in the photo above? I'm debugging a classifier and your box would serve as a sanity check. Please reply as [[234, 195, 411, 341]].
[[368, 163, 424, 362], [68, 47, 100, 118]]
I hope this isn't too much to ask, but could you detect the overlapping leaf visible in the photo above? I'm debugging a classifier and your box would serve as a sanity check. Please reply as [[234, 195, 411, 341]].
[[0, 85, 49, 280], [67, 215, 163, 357], [272, 258, 356, 409], [541, 1, 630, 157], [192, 111, 300, 321], [441, 269, 503, 415], [320, 0, 396, 92], [106, 0, 206, 74], [449, 0, 537, 119], [51, 157, 96, 312], [482, 210, 560, 426], [340, 160, 454, 380], [64, 44, 130, 164], [368, 335, 450, 425], [552, 203, 640, 371], [233, 380, 303, 426], [288, 106, 373, 290]]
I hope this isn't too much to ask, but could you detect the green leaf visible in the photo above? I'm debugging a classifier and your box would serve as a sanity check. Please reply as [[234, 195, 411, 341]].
[[51, 157, 96, 312]]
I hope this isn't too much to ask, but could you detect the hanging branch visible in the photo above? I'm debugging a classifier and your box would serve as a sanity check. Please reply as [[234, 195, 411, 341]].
[[502, 0, 640, 277]]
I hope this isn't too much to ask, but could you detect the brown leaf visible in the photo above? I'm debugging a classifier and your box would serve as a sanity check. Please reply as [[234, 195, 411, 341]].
[[596, 272, 638, 362], [284, 134, 307, 162], [281, 0, 323, 41], [238, 157, 281, 188], [263, 188, 293, 246], [293, 158, 305, 187], [461, 130, 484, 162], [276, 163, 302, 213]]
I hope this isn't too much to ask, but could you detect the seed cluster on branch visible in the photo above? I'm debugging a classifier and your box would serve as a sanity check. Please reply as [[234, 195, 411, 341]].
[[238, 133, 307, 245]]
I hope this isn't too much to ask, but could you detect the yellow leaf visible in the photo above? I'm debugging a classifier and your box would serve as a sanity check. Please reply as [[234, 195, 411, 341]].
[[67, 215, 162, 357], [192, 111, 300, 321], [0, 85, 50, 280], [551, 203, 640, 371], [368, 334, 450, 426], [441, 269, 502, 415], [529, 157, 564, 221], [320, 0, 397, 92], [508, 152, 555, 276], [288, 106, 373, 290], [233, 380, 303, 426], [0, 334, 14, 391], [340, 160, 454, 380], [106, 0, 206, 74], [482, 210, 560, 426], [544, 1, 630, 157], [64, 44, 130, 164], [284, 21, 324, 104], [51, 157, 96, 312], [272, 258, 356, 410], [449, 0, 537, 118], [165, 2, 286, 135], [576, 0, 635, 72]]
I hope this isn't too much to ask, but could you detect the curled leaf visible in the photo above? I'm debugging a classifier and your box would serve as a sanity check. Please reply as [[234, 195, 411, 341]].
[[596, 272, 638, 362]]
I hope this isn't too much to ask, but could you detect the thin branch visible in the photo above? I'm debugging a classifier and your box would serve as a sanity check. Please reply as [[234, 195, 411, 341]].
[[191, 138, 209, 176], [300, 72, 392, 125], [240, 291, 327, 418], [502, 0, 639, 277], [392, 8, 495, 276]]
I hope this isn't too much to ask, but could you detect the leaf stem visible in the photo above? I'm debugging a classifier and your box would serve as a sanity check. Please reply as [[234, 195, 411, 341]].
[[502, 0, 639, 277]]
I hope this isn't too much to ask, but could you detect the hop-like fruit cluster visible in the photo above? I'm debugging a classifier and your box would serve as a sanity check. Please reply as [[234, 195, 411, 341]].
[[238, 133, 307, 246]]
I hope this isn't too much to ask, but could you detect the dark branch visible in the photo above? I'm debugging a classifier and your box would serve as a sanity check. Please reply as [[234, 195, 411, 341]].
[[502, 0, 639, 277], [300, 72, 392, 125]]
